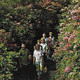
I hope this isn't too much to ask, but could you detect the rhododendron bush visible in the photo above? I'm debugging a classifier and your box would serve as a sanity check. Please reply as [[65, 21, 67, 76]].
[[0, 0, 62, 51], [0, 43, 20, 80], [53, 1, 80, 80]]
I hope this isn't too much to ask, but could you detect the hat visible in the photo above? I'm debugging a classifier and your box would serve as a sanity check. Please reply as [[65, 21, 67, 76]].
[[21, 43, 26, 48]]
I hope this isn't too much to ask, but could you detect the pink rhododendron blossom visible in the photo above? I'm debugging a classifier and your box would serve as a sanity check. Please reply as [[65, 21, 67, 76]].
[[38, 21, 40, 23], [71, 10, 79, 15], [78, 7, 80, 10], [67, 43, 70, 47], [64, 66, 70, 72], [65, 32, 68, 36], [60, 42, 64, 45], [72, 16, 78, 20], [65, 32, 70, 36], [63, 36, 68, 41], [64, 45, 68, 48], [70, 34, 76, 39], [68, 37, 71, 42], [74, 22, 77, 25], [63, 43, 70, 49]]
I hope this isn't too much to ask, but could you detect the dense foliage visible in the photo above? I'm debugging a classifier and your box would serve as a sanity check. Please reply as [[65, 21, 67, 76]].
[[53, 1, 80, 80], [0, 0, 64, 51], [0, 43, 20, 80], [0, 0, 77, 80]]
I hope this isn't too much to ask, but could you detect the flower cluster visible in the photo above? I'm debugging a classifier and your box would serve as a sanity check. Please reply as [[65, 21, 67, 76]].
[[71, 7, 80, 22], [63, 33, 76, 43], [64, 66, 70, 72], [63, 36, 68, 41], [39, 0, 62, 11]]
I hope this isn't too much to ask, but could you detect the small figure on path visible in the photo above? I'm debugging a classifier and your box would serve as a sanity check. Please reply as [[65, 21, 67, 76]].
[[42, 33, 48, 43], [40, 38, 48, 70], [37, 40, 41, 45], [48, 32, 54, 57]]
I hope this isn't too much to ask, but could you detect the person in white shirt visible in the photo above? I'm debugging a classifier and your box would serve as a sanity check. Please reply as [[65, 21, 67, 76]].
[[33, 44, 42, 79], [40, 38, 48, 53], [40, 38, 48, 68]]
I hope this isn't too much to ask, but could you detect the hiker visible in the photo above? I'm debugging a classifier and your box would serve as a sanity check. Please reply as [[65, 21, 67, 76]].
[[18, 43, 31, 79], [42, 33, 48, 43], [37, 40, 41, 45], [48, 32, 54, 57], [40, 38, 48, 53], [33, 44, 43, 79], [40, 38, 48, 68]]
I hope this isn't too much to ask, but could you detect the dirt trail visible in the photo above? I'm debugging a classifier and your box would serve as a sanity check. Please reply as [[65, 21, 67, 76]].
[[13, 60, 56, 80], [40, 60, 56, 80]]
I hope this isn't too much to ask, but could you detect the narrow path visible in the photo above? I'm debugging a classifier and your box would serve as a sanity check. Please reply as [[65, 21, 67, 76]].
[[40, 60, 56, 80], [13, 60, 56, 80], [40, 69, 55, 80]]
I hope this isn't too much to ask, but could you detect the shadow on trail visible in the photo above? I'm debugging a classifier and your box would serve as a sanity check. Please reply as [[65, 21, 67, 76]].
[[13, 60, 56, 80], [40, 60, 56, 80]]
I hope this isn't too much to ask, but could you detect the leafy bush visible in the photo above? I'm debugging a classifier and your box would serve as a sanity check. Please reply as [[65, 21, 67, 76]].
[[53, 1, 80, 80], [0, 1, 62, 51], [0, 43, 20, 80]]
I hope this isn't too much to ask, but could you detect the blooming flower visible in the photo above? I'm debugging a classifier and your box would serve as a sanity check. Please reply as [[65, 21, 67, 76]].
[[65, 32, 70, 36], [70, 34, 76, 39], [63, 36, 68, 41], [72, 16, 78, 20], [38, 21, 41, 23], [68, 37, 71, 43], [60, 42, 64, 45], [63, 43, 70, 49], [71, 10, 78, 14], [64, 66, 70, 72], [67, 43, 70, 47]]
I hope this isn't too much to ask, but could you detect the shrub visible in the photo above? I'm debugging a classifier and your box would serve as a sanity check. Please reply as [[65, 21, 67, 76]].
[[53, 1, 80, 80]]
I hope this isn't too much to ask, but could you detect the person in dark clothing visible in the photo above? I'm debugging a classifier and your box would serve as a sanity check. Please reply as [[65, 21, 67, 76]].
[[48, 32, 54, 57], [18, 43, 31, 79]]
